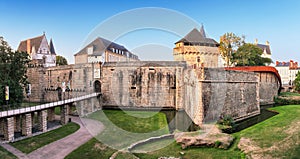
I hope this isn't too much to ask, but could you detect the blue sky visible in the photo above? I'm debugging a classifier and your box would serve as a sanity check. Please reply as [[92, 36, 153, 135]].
[[1, 0, 300, 63]]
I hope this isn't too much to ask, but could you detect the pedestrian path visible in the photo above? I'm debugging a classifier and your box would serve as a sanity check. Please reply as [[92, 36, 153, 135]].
[[1, 116, 104, 159], [0, 143, 28, 159]]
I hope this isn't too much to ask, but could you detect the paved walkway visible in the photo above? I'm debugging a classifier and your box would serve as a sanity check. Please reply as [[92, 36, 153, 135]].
[[1, 116, 104, 159], [1, 143, 28, 159]]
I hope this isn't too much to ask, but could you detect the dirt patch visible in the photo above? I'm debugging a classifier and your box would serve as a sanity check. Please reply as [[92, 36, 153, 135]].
[[238, 121, 300, 159], [93, 143, 107, 151], [29, 142, 36, 147], [175, 125, 234, 149]]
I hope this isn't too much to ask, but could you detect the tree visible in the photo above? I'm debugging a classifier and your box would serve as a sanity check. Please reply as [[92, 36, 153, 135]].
[[231, 43, 272, 66], [219, 32, 244, 67], [294, 72, 300, 92], [0, 36, 30, 106], [56, 55, 68, 66]]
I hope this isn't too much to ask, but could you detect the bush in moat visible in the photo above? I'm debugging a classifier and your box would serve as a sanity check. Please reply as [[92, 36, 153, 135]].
[[217, 115, 236, 133], [274, 97, 300, 106]]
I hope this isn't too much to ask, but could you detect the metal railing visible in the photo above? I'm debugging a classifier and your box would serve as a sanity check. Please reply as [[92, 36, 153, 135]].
[[0, 93, 100, 118]]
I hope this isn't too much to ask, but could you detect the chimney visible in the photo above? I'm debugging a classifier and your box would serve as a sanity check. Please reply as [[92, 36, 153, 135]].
[[254, 39, 258, 45], [26, 39, 31, 53], [266, 41, 270, 46]]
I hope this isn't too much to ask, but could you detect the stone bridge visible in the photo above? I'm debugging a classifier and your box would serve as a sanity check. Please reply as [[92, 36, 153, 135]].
[[0, 93, 100, 142]]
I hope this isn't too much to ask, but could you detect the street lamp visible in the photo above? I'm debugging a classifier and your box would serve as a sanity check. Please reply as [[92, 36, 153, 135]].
[[5, 86, 9, 110]]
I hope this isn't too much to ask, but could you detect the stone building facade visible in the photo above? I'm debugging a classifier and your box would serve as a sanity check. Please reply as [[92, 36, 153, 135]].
[[275, 60, 300, 86], [173, 26, 221, 68]]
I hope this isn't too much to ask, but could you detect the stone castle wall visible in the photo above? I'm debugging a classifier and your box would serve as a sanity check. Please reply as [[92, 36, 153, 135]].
[[26, 61, 277, 126], [101, 61, 186, 108], [258, 72, 280, 105], [25, 63, 101, 103], [101, 62, 261, 126], [200, 69, 260, 122]]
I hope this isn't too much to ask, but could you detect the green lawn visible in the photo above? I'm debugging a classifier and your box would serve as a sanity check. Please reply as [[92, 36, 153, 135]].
[[10, 122, 79, 154], [0, 146, 17, 159], [66, 110, 170, 158], [67, 106, 300, 159], [233, 105, 300, 158], [88, 110, 170, 150], [65, 138, 116, 159], [135, 141, 244, 159]]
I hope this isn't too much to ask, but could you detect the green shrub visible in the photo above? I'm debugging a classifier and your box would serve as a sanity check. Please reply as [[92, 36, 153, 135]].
[[274, 97, 300, 106], [214, 140, 221, 148], [217, 115, 236, 133]]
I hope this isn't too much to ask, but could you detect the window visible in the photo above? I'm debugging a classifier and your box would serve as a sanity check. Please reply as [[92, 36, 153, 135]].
[[87, 46, 93, 55], [197, 56, 200, 63]]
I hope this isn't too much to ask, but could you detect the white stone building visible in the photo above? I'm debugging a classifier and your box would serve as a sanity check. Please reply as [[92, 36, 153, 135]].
[[17, 33, 56, 67], [275, 60, 300, 86], [254, 39, 272, 65]]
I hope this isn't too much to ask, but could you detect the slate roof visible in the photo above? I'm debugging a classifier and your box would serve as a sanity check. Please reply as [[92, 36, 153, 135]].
[[74, 37, 129, 56], [175, 27, 218, 45], [49, 39, 56, 55], [17, 34, 45, 53], [256, 44, 271, 55], [276, 61, 291, 67]]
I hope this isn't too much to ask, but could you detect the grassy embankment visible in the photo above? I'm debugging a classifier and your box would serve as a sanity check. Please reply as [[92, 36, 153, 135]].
[[66, 110, 169, 159], [67, 105, 300, 159], [10, 122, 79, 154]]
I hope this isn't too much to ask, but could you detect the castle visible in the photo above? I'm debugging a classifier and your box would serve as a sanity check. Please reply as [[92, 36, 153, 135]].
[[21, 27, 280, 126]]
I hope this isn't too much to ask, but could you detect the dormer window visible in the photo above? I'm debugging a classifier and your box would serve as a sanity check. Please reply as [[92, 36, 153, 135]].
[[87, 46, 93, 55]]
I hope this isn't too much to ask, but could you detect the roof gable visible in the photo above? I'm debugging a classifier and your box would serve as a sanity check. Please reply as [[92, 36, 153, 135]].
[[175, 27, 218, 45], [17, 34, 45, 53], [75, 37, 129, 56], [256, 44, 271, 55]]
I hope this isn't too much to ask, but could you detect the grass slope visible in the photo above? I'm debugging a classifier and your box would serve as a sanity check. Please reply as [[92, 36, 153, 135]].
[[234, 105, 300, 158], [65, 138, 115, 159], [10, 122, 79, 154], [88, 110, 169, 149], [66, 110, 170, 158], [67, 106, 300, 159]]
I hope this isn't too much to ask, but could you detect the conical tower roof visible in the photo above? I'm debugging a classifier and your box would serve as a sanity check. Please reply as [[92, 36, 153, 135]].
[[200, 25, 206, 38], [49, 38, 56, 55], [175, 26, 218, 46]]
